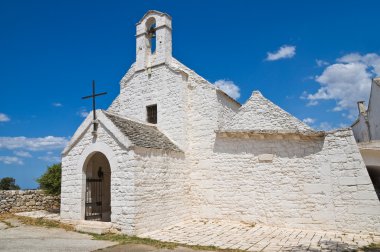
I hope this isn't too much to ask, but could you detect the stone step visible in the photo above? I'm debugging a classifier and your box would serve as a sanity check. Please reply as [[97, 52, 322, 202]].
[[75, 221, 113, 235]]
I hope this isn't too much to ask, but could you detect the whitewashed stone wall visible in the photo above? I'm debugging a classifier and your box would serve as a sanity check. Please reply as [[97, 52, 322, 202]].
[[132, 148, 189, 235], [61, 113, 189, 235], [169, 58, 380, 234], [109, 64, 188, 150], [180, 64, 240, 219], [216, 91, 241, 128], [61, 118, 133, 232], [190, 129, 380, 234]]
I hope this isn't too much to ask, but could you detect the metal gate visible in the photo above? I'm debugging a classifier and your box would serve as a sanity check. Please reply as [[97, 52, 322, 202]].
[[85, 178, 103, 220]]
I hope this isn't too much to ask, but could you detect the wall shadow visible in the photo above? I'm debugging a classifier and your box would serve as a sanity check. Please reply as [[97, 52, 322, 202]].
[[213, 136, 325, 158]]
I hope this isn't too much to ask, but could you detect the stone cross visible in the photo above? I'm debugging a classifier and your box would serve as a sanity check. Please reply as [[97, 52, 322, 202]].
[[82, 80, 107, 133]]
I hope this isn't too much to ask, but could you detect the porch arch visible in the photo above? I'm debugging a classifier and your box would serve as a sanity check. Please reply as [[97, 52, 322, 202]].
[[78, 142, 118, 221]]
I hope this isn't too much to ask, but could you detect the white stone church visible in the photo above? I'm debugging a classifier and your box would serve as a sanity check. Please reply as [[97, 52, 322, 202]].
[[61, 10, 380, 235]]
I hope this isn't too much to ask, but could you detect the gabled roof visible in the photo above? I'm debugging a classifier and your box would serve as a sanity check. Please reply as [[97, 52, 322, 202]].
[[62, 110, 182, 155], [103, 111, 182, 152], [221, 91, 314, 134], [169, 58, 242, 106]]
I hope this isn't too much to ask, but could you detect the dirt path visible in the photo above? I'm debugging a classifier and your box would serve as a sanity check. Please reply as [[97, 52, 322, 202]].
[[0, 218, 116, 252]]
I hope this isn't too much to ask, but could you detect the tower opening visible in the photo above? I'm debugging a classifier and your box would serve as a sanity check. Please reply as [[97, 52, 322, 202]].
[[146, 17, 156, 55]]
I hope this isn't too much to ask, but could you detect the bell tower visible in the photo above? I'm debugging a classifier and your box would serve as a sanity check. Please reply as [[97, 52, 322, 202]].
[[135, 11, 172, 71]]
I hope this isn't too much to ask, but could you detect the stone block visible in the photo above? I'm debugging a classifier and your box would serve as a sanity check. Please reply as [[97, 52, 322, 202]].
[[304, 184, 330, 194], [348, 206, 380, 215], [356, 176, 371, 185], [258, 154, 274, 163], [339, 177, 357, 186], [354, 191, 378, 200]]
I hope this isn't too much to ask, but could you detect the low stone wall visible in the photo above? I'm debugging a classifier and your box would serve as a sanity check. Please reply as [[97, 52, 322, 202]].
[[0, 190, 60, 214]]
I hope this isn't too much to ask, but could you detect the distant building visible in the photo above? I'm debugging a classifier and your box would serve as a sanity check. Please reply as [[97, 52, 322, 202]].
[[352, 77, 380, 197]]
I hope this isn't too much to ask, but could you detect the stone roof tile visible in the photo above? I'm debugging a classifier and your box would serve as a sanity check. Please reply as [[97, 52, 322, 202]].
[[104, 111, 182, 152], [222, 91, 314, 133]]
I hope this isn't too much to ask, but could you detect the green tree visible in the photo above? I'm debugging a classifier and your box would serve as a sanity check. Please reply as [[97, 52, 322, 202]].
[[37, 163, 61, 195], [0, 177, 20, 190]]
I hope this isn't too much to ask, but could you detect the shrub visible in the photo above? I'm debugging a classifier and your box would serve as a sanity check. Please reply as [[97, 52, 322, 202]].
[[37, 163, 61, 195], [0, 177, 20, 190]]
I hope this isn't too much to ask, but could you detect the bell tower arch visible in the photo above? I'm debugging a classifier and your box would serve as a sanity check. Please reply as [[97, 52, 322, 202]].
[[135, 10, 172, 71]]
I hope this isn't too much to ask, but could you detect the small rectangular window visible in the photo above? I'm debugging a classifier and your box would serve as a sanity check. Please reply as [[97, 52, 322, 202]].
[[146, 104, 157, 124]]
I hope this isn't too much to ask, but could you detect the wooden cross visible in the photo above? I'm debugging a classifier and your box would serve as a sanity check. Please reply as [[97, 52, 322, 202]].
[[82, 80, 107, 132]]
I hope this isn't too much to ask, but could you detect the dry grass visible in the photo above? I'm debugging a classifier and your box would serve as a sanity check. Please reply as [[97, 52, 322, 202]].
[[0, 213, 16, 228], [361, 243, 380, 251], [0, 213, 14, 221], [92, 232, 245, 251], [16, 216, 74, 231], [0, 213, 74, 231]]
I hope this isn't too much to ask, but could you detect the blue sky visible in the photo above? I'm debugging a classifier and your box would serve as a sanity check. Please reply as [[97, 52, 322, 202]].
[[1, 0, 379, 189]]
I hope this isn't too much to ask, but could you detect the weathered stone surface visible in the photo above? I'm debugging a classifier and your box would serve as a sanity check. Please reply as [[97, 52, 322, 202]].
[[139, 219, 380, 252]]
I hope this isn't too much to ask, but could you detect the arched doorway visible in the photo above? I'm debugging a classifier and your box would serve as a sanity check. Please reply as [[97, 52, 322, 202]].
[[83, 152, 111, 222], [367, 166, 380, 200]]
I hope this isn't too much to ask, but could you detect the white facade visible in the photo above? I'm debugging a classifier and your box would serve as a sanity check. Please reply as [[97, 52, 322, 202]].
[[61, 10, 380, 235]]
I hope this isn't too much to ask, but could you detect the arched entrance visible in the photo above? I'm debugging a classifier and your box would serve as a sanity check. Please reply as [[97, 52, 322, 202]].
[[367, 166, 380, 200], [83, 152, 111, 222]]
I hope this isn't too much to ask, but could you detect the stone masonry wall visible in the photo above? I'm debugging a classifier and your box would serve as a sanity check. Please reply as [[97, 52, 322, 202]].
[[61, 116, 128, 217], [61, 117, 134, 232], [179, 61, 380, 234], [61, 112, 189, 235], [191, 129, 380, 234], [109, 64, 189, 151], [0, 190, 60, 214], [133, 148, 189, 235]]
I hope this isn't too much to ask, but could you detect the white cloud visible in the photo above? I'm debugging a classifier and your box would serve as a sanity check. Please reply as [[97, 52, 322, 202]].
[[52, 102, 62, 107], [302, 118, 316, 125], [0, 113, 10, 122], [214, 79, 241, 100], [317, 122, 334, 131], [0, 136, 68, 151], [266, 45, 296, 61], [38, 154, 61, 163], [307, 100, 319, 106], [339, 123, 349, 128], [77, 107, 89, 118], [14, 151, 32, 158], [316, 59, 329, 67], [0, 156, 23, 165], [306, 53, 380, 117]]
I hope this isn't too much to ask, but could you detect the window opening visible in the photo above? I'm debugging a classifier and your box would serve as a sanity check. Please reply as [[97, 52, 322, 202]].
[[146, 104, 157, 124]]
